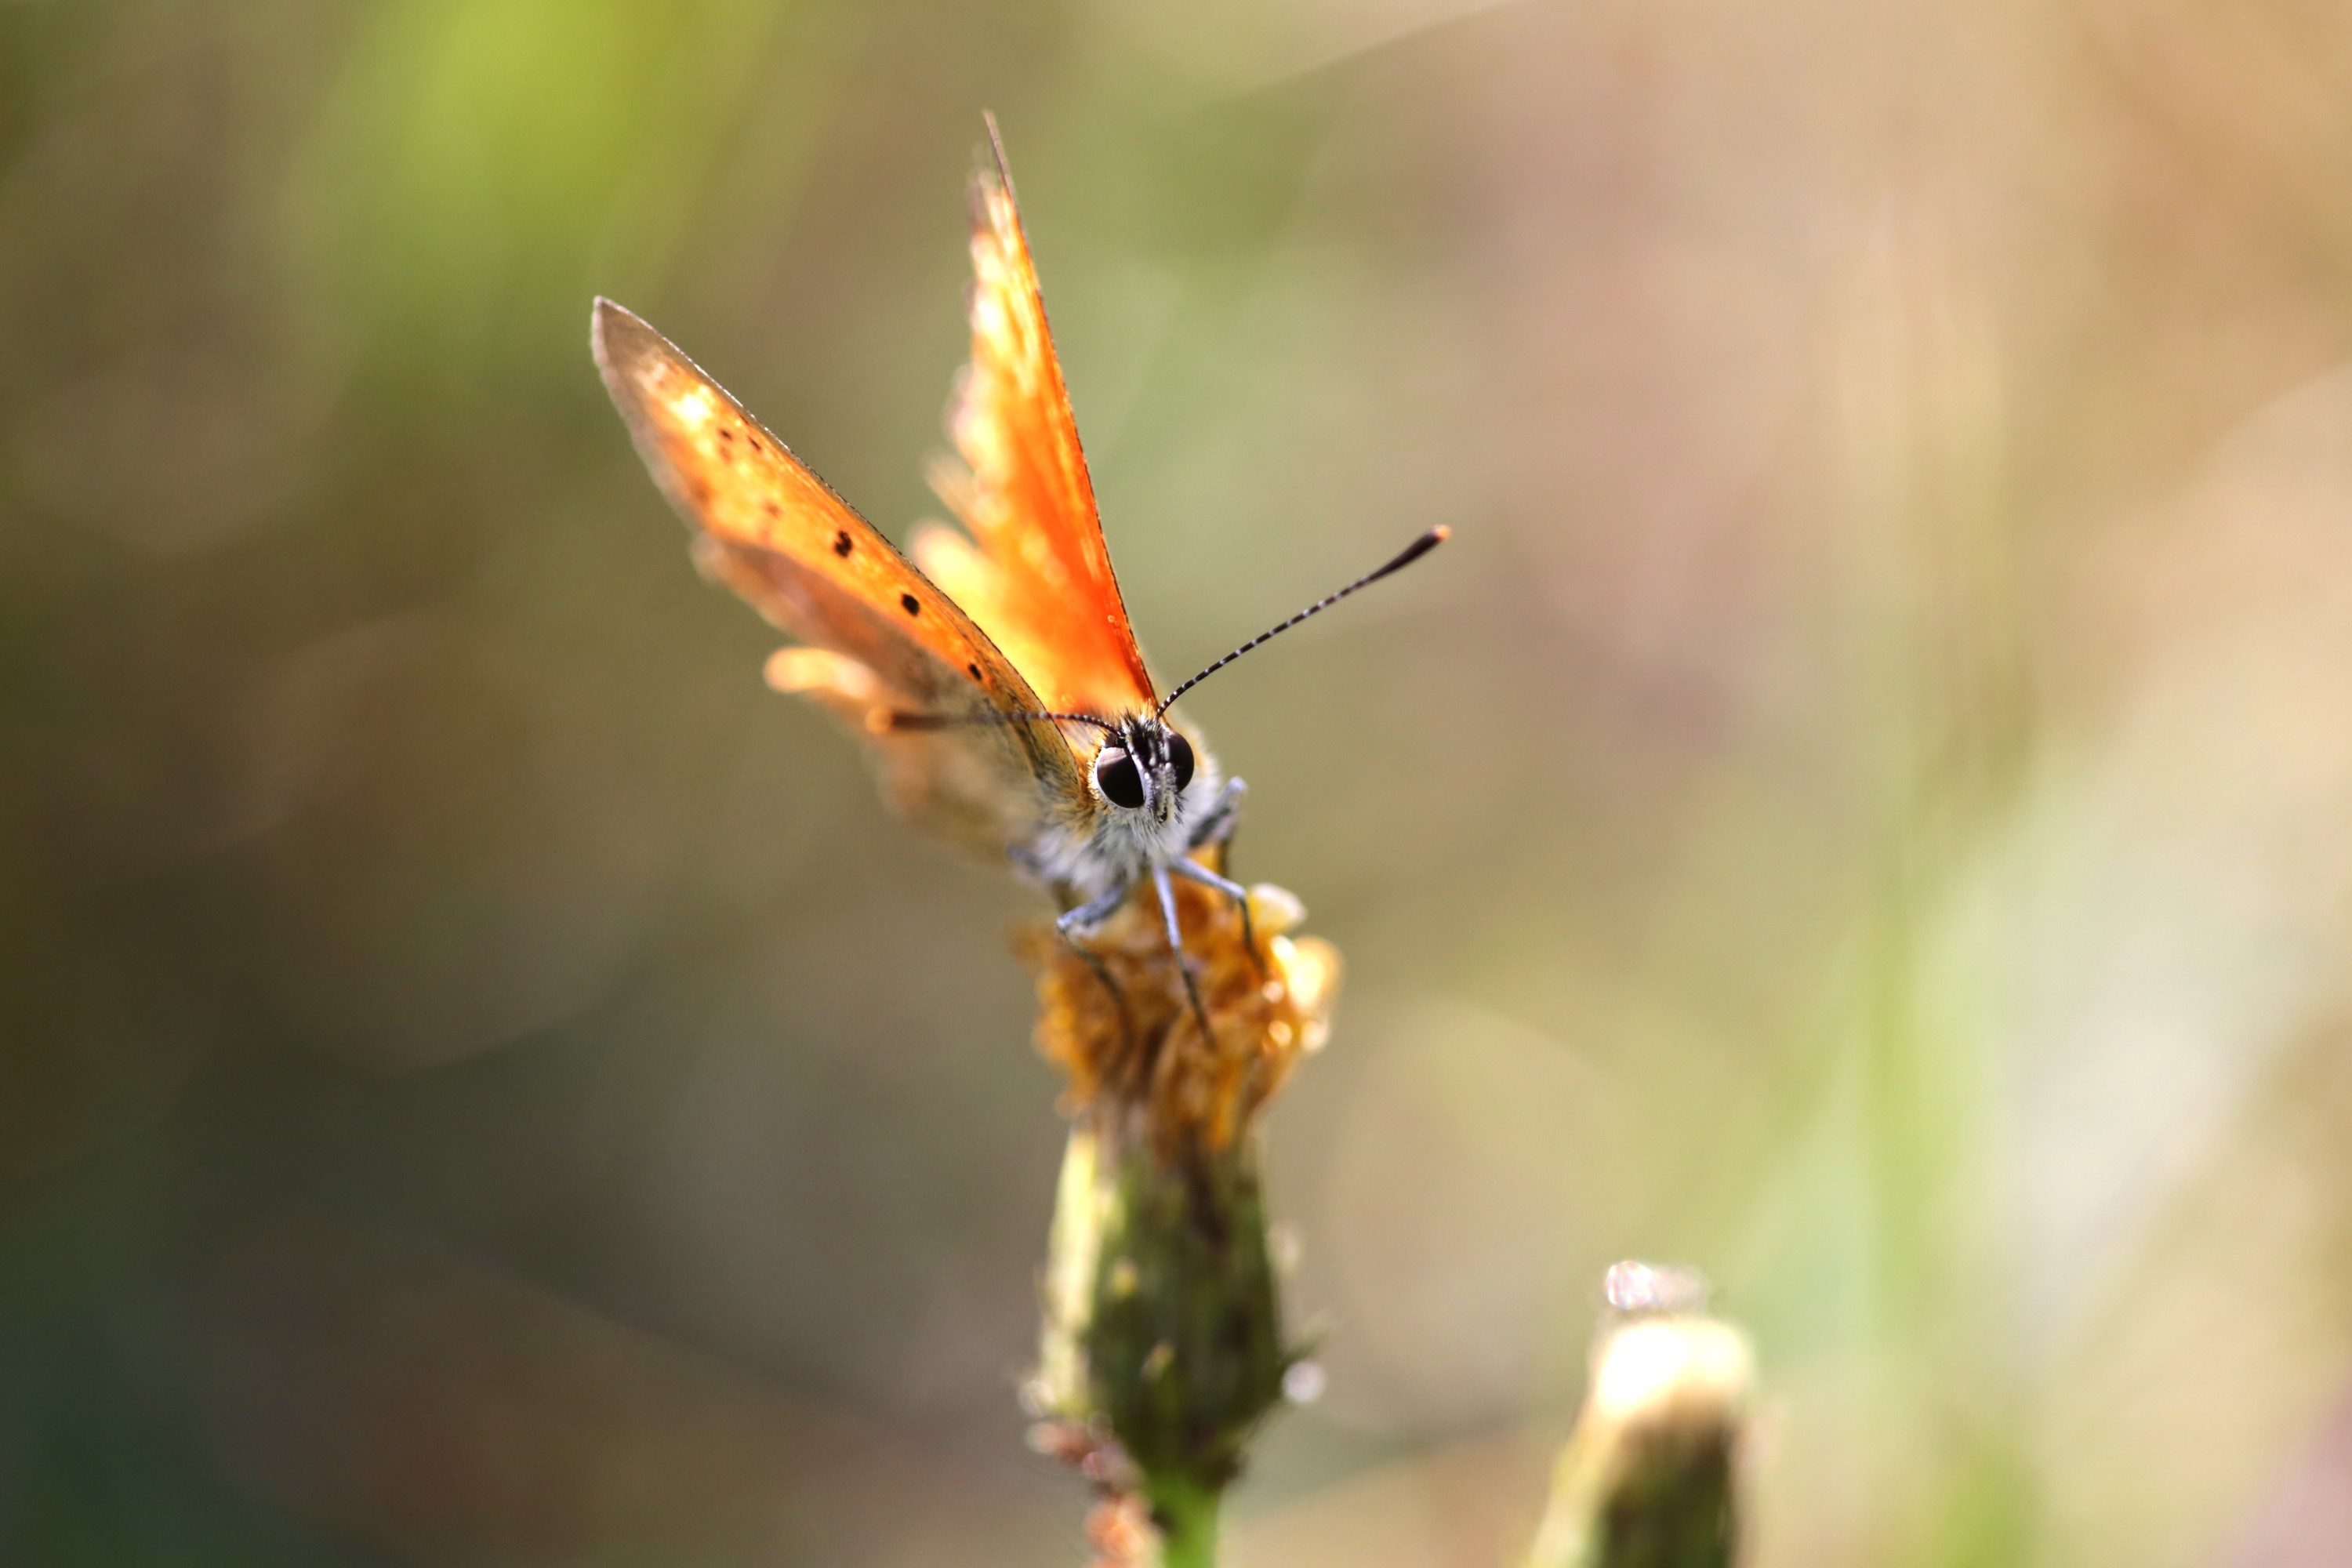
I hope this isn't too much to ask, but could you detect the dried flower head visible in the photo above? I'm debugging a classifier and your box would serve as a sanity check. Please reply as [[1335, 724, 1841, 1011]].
[[1020, 866, 1339, 1155]]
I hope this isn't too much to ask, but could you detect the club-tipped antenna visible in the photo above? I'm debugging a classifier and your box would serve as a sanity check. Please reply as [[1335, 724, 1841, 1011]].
[[1156, 525, 1450, 717]]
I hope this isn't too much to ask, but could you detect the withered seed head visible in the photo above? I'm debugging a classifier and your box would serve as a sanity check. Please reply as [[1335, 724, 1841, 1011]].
[[1020, 870, 1339, 1155]]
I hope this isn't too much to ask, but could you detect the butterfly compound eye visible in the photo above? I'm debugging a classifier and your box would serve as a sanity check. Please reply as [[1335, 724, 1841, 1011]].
[[1094, 746, 1145, 809], [1167, 731, 1196, 792]]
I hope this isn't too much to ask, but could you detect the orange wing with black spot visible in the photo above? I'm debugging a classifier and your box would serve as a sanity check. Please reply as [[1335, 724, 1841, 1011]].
[[912, 116, 1158, 722], [591, 298, 1087, 851]]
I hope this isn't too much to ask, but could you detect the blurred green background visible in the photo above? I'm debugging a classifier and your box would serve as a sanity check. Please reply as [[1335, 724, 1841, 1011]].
[[8, 2, 2352, 1564]]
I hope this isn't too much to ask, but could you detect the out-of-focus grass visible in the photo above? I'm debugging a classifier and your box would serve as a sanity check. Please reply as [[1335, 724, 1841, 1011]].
[[7, 2, 2352, 1565]]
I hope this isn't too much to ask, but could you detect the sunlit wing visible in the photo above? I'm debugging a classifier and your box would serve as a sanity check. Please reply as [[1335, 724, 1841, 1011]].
[[913, 116, 1158, 722], [592, 298, 1088, 848]]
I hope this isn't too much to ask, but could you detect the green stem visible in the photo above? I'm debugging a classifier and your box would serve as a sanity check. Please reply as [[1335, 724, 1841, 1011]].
[[1150, 1476, 1221, 1568]]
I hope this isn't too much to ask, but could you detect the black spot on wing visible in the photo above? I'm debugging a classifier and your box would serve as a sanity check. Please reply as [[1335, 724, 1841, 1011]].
[[833, 531, 853, 557], [900, 593, 921, 617]]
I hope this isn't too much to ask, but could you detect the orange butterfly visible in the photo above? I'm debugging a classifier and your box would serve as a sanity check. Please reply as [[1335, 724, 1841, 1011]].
[[592, 116, 1443, 1032]]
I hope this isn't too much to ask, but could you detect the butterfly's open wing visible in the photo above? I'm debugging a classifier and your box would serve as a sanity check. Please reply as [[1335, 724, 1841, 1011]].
[[593, 299, 1086, 851], [913, 118, 1159, 723]]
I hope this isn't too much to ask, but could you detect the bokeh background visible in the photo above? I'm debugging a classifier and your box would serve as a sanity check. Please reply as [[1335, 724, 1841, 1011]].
[[9, 1, 2352, 1563]]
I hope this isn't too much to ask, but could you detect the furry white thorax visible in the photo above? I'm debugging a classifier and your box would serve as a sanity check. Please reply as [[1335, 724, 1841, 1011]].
[[1018, 718, 1221, 903]]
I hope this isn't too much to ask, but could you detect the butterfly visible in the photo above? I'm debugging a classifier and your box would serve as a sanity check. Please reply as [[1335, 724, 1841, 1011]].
[[592, 115, 1443, 1037]]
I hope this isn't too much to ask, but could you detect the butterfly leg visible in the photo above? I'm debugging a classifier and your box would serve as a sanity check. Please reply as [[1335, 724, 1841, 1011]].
[[1178, 779, 1262, 975], [1185, 775, 1247, 856], [1152, 862, 1217, 1051], [1057, 882, 1136, 1049], [1056, 881, 1131, 938], [1167, 855, 1265, 977]]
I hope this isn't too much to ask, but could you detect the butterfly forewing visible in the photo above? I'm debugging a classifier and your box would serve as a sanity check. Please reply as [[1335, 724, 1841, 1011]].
[[921, 121, 1157, 721], [591, 298, 1087, 845]]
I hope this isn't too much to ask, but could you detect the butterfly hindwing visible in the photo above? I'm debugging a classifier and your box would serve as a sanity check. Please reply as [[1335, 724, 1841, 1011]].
[[591, 298, 1087, 849]]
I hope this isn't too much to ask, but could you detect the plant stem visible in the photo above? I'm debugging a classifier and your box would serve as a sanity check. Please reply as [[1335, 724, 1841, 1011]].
[[1150, 1476, 1221, 1568]]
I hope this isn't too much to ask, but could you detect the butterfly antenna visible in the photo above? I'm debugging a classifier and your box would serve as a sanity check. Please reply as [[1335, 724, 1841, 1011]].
[[1156, 525, 1450, 717], [886, 709, 1116, 735]]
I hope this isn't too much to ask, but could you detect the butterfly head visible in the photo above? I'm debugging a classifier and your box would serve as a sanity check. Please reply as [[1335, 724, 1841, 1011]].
[[1090, 716, 1196, 825]]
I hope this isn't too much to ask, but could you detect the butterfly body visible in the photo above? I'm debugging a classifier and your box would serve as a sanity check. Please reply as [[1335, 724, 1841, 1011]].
[[1032, 717, 1219, 889], [593, 117, 1443, 1034], [594, 295, 1232, 942]]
